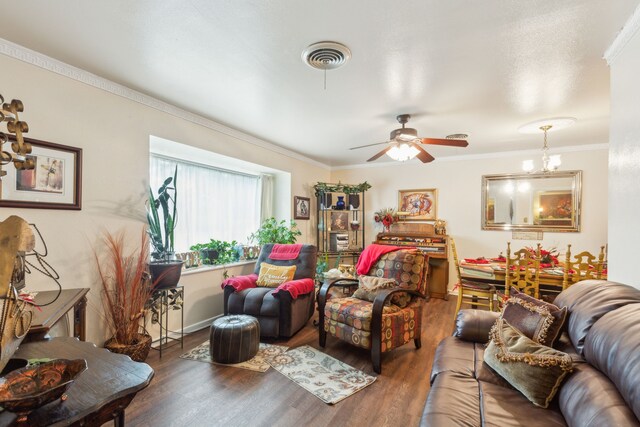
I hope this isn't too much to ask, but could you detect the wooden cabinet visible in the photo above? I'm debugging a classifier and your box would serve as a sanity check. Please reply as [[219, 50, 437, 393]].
[[374, 223, 450, 299]]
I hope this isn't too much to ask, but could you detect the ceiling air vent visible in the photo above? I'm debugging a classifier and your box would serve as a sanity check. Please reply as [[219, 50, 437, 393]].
[[302, 41, 351, 70]]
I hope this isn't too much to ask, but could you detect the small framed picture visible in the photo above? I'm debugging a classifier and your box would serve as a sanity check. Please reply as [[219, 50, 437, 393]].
[[294, 196, 310, 220], [330, 212, 348, 231], [398, 188, 437, 221], [0, 136, 82, 210]]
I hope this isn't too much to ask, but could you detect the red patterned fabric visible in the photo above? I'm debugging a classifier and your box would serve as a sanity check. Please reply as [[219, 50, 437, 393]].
[[269, 244, 303, 260], [221, 274, 258, 292], [272, 278, 315, 299], [356, 244, 408, 275]]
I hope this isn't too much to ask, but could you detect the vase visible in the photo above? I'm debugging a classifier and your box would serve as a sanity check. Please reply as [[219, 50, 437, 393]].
[[348, 194, 360, 210], [335, 196, 346, 210]]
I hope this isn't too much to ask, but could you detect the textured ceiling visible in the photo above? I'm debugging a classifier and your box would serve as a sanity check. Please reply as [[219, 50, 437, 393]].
[[0, 0, 636, 166]]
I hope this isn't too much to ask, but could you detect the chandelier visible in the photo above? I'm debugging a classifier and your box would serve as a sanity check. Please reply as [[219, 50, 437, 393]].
[[0, 94, 34, 180], [519, 117, 576, 173]]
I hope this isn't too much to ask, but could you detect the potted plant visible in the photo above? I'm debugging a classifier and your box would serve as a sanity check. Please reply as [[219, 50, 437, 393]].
[[147, 166, 184, 289], [95, 229, 153, 362], [190, 239, 239, 265], [248, 217, 302, 245]]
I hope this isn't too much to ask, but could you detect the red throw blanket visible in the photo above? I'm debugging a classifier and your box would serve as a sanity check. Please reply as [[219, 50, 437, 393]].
[[356, 244, 409, 275], [269, 244, 303, 260], [272, 278, 315, 299], [221, 274, 258, 292]]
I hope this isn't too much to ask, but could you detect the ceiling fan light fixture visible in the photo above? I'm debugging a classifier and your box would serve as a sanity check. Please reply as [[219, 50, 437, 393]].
[[386, 142, 419, 162]]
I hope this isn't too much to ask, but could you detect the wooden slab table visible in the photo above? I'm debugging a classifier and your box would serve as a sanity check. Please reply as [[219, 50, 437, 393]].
[[1, 337, 153, 426], [26, 288, 89, 342]]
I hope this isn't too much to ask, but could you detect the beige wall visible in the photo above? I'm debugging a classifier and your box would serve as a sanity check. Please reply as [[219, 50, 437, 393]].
[[331, 148, 608, 292], [608, 19, 640, 288], [0, 54, 329, 343]]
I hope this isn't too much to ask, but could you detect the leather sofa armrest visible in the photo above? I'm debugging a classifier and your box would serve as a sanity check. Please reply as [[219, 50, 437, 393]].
[[453, 309, 500, 343]]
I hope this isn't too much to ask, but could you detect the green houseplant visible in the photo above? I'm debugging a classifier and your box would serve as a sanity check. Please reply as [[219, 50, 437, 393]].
[[249, 218, 302, 246], [190, 239, 239, 265], [95, 229, 153, 362], [147, 166, 184, 288]]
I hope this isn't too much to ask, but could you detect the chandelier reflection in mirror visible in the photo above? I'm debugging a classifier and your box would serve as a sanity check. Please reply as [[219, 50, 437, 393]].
[[519, 117, 576, 173]]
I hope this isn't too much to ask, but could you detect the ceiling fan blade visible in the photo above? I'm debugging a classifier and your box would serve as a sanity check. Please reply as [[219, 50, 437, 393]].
[[420, 138, 469, 147], [412, 143, 435, 163], [350, 141, 390, 150], [367, 146, 392, 162]]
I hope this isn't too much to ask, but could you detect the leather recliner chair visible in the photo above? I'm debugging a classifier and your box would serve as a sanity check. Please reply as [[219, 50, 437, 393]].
[[222, 244, 317, 338]]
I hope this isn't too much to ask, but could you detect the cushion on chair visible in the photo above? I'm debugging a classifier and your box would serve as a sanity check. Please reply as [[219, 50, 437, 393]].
[[366, 249, 426, 305], [324, 297, 422, 351], [352, 275, 403, 305], [256, 263, 296, 287], [460, 280, 495, 292]]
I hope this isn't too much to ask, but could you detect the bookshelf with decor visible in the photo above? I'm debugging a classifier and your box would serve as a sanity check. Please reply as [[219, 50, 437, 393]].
[[313, 182, 370, 269]]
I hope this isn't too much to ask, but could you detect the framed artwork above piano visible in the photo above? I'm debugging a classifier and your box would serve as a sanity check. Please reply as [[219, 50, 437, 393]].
[[375, 222, 450, 299]]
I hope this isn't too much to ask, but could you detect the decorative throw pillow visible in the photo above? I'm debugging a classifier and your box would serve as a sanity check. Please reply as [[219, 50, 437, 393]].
[[500, 287, 567, 347], [484, 318, 573, 408], [352, 276, 411, 307], [256, 263, 296, 287]]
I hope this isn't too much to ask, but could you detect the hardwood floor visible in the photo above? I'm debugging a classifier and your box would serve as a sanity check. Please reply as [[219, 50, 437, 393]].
[[124, 297, 457, 427]]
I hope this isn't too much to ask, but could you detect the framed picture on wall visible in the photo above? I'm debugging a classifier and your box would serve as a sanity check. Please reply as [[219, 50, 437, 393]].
[[294, 196, 310, 220], [535, 191, 573, 226], [0, 136, 82, 210], [398, 188, 437, 221]]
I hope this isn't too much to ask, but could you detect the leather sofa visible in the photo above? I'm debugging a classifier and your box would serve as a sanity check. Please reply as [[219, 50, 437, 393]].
[[421, 280, 640, 426], [223, 244, 317, 338]]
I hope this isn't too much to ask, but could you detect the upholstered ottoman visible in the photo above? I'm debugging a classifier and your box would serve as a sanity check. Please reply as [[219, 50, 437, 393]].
[[209, 315, 260, 364]]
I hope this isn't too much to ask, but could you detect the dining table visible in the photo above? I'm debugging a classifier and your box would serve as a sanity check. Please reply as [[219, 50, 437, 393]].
[[459, 257, 607, 298]]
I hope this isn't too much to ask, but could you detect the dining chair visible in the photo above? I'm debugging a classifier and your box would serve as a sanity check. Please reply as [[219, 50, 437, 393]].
[[505, 242, 541, 299], [451, 238, 496, 318], [562, 244, 606, 290]]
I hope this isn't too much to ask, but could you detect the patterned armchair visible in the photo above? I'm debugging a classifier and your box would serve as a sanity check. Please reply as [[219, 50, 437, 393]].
[[318, 248, 429, 374]]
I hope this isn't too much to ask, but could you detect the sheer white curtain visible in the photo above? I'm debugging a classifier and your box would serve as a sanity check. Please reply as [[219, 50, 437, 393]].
[[259, 173, 274, 222], [150, 155, 262, 252]]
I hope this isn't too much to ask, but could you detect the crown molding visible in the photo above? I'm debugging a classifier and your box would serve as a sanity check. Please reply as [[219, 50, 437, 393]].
[[604, 4, 640, 66], [0, 38, 331, 170], [331, 143, 609, 170]]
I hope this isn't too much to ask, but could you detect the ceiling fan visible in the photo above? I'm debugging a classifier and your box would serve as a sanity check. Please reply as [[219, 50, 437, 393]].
[[350, 114, 469, 163]]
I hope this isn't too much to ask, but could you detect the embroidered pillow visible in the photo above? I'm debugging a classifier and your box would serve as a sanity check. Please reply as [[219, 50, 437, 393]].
[[501, 287, 567, 347], [484, 318, 573, 408], [256, 263, 296, 287], [352, 276, 411, 307]]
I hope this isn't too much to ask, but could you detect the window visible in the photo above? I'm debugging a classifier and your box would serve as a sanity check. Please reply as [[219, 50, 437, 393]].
[[150, 154, 262, 252]]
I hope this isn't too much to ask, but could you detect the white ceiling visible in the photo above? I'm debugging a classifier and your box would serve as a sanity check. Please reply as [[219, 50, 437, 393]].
[[0, 1, 637, 166]]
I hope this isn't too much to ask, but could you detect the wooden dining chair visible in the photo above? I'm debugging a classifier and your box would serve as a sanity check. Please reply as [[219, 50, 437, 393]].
[[451, 238, 496, 318], [505, 242, 541, 299], [562, 244, 606, 290]]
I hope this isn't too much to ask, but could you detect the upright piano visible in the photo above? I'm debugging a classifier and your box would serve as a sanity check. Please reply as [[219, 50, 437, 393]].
[[374, 222, 449, 299]]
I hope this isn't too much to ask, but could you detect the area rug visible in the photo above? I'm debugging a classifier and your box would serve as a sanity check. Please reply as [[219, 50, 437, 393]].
[[180, 341, 288, 372], [268, 345, 376, 404]]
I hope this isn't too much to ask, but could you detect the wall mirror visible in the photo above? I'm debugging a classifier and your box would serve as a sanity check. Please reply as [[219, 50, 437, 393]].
[[481, 170, 582, 232]]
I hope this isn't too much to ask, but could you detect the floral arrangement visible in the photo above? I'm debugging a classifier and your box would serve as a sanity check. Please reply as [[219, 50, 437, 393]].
[[374, 208, 399, 230], [526, 246, 559, 267]]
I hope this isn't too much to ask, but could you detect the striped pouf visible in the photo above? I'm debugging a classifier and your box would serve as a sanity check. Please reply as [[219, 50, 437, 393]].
[[209, 315, 260, 364]]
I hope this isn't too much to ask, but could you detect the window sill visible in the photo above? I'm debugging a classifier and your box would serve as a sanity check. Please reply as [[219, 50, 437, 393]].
[[181, 260, 256, 276]]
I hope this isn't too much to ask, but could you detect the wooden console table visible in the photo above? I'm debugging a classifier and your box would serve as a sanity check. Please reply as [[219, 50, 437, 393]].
[[1, 337, 154, 426], [26, 288, 89, 342]]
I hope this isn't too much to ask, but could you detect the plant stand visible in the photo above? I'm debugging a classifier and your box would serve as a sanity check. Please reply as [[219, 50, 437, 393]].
[[148, 285, 184, 358]]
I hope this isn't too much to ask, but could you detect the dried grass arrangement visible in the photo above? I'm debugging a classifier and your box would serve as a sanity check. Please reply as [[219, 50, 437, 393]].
[[94, 228, 153, 361]]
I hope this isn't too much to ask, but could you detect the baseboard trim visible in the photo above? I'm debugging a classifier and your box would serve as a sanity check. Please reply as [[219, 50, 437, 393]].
[[150, 314, 221, 346]]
